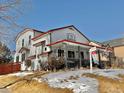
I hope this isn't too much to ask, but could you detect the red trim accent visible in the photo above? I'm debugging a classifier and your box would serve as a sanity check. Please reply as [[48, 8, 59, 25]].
[[32, 25, 70, 40], [33, 40, 45, 46], [47, 39, 113, 51], [47, 39, 90, 46], [47, 39, 66, 46], [32, 31, 52, 40], [92, 51, 97, 54], [32, 25, 89, 41]]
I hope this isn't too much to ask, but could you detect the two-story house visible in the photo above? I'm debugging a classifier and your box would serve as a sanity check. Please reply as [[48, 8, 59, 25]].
[[14, 28, 43, 70], [14, 25, 113, 70]]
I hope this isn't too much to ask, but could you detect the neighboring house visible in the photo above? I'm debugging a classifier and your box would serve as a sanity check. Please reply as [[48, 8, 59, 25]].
[[103, 38, 124, 61], [14, 25, 113, 70]]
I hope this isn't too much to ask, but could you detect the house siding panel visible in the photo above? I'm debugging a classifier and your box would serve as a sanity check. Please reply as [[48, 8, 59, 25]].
[[51, 28, 89, 44], [114, 46, 124, 58]]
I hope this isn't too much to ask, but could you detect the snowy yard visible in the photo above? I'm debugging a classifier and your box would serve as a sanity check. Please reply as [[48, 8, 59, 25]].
[[0, 69, 124, 93], [40, 69, 124, 93]]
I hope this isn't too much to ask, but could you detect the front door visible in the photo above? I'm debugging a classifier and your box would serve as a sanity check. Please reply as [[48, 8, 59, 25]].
[[80, 52, 84, 60], [80, 52, 84, 67]]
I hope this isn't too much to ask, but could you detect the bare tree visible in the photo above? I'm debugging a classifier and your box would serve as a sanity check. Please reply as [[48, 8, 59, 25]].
[[0, 41, 12, 64], [48, 56, 65, 71], [0, 0, 31, 45]]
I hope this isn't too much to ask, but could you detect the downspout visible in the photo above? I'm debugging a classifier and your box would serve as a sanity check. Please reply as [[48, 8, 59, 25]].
[[50, 33, 52, 51], [65, 43, 68, 69]]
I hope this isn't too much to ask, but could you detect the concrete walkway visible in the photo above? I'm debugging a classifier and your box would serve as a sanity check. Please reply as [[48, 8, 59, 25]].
[[0, 89, 11, 93]]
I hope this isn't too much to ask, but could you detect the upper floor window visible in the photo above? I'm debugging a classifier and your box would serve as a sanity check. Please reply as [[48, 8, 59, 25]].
[[29, 35, 31, 45], [16, 56, 19, 62], [22, 39, 24, 47], [21, 53, 25, 62], [67, 33, 75, 41]]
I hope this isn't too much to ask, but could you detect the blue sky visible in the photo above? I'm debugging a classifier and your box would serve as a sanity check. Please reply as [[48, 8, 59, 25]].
[[12, 0, 124, 50]]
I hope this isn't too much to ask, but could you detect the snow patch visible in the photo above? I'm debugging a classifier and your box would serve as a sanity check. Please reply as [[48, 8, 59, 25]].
[[94, 69, 124, 79], [47, 78, 90, 93], [8, 72, 33, 77]]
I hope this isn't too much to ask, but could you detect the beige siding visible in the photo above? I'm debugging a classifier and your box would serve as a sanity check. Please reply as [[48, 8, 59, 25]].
[[114, 46, 124, 58]]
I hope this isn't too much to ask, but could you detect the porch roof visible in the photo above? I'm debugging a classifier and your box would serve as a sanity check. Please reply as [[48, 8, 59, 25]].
[[19, 47, 30, 53], [27, 51, 50, 60], [33, 40, 45, 47], [27, 55, 36, 60], [47, 39, 113, 51]]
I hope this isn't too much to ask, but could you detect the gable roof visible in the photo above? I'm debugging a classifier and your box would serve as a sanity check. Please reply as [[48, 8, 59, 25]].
[[103, 37, 124, 47], [15, 28, 44, 42], [32, 25, 90, 42]]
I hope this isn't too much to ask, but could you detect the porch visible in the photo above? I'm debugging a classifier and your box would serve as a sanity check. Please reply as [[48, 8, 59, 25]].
[[48, 40, 113, 69], [49, 40, 90, 69]]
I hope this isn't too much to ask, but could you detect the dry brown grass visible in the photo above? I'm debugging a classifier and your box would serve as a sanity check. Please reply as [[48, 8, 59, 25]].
[[0, 71, 73, 93], [0, 71, 47, 88], [10, 80, 73, 93], [0, 76, 20, 88], [82, 73, 124, 93]]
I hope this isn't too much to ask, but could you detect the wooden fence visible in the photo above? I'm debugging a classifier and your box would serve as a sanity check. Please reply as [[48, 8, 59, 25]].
[[0, 62, 21, 75]]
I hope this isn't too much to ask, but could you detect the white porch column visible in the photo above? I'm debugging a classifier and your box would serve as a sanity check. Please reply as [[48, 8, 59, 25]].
[[14, 53, 17, 62], [89, 47, 97, 73], [34, 46, 39, 71], [89, 50, 93, 73], [19, 53, 22, 62], [63, 43, 68, 69]]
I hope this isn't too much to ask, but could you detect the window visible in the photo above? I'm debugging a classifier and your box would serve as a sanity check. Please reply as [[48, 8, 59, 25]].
[[68, 51, 75, 58], [41, 45, 43, 53], [36, 46, 41, 54], [29, 35, 31, 45], [45, 47, 47, 51], [16, 56, 19, 62], [67, 33, 75, 41], [22, 39, 24, 47], [21, 53, 25, 61], [58, 49, 64, 57]]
